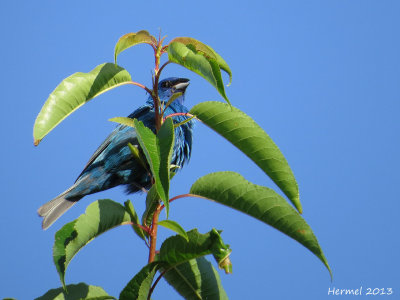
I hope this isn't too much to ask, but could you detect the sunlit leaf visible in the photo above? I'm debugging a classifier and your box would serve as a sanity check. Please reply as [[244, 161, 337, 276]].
[[167, 42, 230, 104], [159, 229, 232, 272], [163, 257, 228, 300], [158, 220, 188, 242], [169, 37, 232, 85], [34, 63, 132, 145], [109, 117, 136, 128], [53, 200, 132, 288], [189, 172, 331, 278], [173, 115, 196, 128], [35, 282, 115, 300], [190, 101, 301, 213], [164, 92, 182, 111], [114, 30, 157, 64]]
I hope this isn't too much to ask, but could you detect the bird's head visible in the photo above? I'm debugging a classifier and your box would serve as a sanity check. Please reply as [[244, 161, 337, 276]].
[[157, 77, 190, 105]]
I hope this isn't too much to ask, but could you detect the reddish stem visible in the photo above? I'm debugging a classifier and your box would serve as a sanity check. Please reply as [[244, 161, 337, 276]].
[[158, 61, 171, 75], [130, 223, 151, 235], [160, 193, 196, 211], [147, 269, 168, 300], [128, 81, 152, 95], [148, 205, 162, 263]]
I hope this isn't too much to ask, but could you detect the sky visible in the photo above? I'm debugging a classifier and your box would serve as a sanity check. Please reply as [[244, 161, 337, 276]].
[[1, 1, 399, 299]]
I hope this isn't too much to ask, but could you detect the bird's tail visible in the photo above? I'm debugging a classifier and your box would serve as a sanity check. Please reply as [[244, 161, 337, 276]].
[[38, 186, 81, 230]]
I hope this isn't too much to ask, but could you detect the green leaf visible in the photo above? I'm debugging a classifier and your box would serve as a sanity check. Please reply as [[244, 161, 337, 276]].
[[167, 41, 230, 104], [156, 118, 175, 216], [53, 200, 132, 288], [124, 200, 147, 240], [119, 262, 161, 300], [134, 118, 174, 216], [158, 220, 189, 242], [114, 30, 157, 64], [109, 116, 150, 171], [173, 115, 196, 128], [127, 142, 149, 172], [158, 229, 232, 272], [164, 92, 183, 111], [33, 63, 132, 145], [163, 257, 228, 300], [189, 171, 332, 278], [212, 51, 232, 87], [141, 169, 178, 227], [190, 101, 302, 213], [169, 37, 232, 86], [109, 116, 136, 128], [142, 185, 160, 227], [35, 282, 115, 300]]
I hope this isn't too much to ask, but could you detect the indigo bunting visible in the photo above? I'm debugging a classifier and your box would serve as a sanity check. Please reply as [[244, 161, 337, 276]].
[[38, 77, 194, 229]]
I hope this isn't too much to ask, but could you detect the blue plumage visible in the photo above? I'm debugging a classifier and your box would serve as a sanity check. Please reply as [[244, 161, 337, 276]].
[[38, 77, 194, 229]]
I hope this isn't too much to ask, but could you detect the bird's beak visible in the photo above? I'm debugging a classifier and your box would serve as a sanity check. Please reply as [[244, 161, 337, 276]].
[[173, 78, 190, 93]]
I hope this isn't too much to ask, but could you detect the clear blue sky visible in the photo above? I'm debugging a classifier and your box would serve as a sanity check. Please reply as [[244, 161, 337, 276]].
[[1, 1, 399, 299]]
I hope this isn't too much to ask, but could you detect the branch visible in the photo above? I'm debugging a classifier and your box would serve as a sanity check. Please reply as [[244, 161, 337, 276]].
[[147, 269, 168, 300], [158, 61, 171, 75], [130, 222, 151, 235], [127, 81, 152, 95], [159, 193, 203, 211]]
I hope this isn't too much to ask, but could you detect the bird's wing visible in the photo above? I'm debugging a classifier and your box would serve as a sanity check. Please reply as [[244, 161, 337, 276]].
[[75, 105, 152, 182]]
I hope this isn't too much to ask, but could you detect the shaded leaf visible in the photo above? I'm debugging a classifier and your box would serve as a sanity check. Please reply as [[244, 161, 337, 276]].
[[167, 42, 230, 104], [114, 30, 157, 64], [190, 101, 301, 213], [140, 171, 176, 227], [53, 200, 132, 288], [158, 220, 189, 242], [119, 262, 160, 300], [142, 185, 160, 227], [108, 118, 150, 171], [189, 171, 331, 277], [163, 257, 228, 300], [134, 118, 174, 216], [34, 63, 132, 145], [35, 282, 115, 300], [127, 143, 149, 171], [124, 200, 147, 240]]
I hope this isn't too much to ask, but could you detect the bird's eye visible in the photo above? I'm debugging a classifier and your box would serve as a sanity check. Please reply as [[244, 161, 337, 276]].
[[161, 81, 170, 88]]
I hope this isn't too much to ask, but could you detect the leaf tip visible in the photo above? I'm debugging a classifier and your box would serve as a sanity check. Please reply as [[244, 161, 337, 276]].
[[293, 195, 303, 214], [34, 138, 41, 146], [226, 75, 232, 87]]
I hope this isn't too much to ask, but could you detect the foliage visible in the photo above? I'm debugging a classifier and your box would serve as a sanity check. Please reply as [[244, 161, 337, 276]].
[[34, 30, 330, 299]]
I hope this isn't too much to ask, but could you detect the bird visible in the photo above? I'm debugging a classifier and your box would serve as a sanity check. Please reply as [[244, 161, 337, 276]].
[[38, 77, 194, 229]]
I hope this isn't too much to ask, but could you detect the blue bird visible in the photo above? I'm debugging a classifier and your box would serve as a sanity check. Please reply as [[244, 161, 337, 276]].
[[38, 77, 194, 229]]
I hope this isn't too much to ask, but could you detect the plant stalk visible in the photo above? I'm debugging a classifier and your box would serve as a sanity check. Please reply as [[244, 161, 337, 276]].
[[148, 204, 162, 263], [147, 269, 168, 300]]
